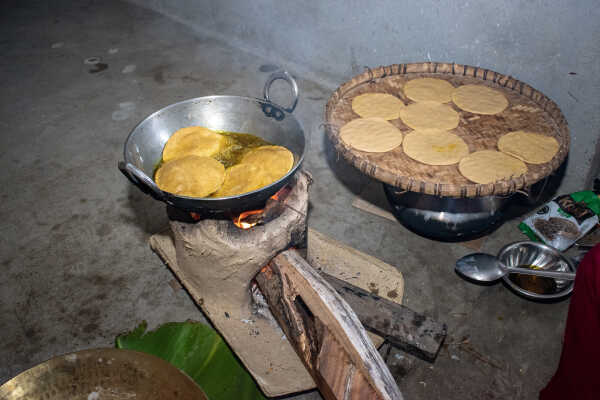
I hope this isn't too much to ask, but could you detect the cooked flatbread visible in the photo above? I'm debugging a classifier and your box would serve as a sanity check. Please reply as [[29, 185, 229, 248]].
[[352, 93, 404, 120], [240, 145, 294, 182], [399, 101, 459, 130], [155, 155, 225, 197], [403, 129, 469, 165], [458, 150, 527, 184], [212, 164, 268, 197], [403, 78, 454, 103], [452, 84, 508, 115], [497, 130, 559, 164], [162, 126, 228, 162], [339, 118, 403, 152]]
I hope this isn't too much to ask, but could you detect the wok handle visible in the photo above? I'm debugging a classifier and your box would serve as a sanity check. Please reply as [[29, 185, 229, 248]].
[[118, 161, 165, 201], [263, 70, 299, 113]]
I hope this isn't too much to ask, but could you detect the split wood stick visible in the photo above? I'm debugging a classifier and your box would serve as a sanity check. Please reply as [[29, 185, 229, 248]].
[[321, 272, 447, 362], [255, 249, 403, 400]]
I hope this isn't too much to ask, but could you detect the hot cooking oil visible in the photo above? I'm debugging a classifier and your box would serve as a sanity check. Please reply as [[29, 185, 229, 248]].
[[213, 131, 272, 168], [153, 131, 272, 177], [508, 265, 558, 294]]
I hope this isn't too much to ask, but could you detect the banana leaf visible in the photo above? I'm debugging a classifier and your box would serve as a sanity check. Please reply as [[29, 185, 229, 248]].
[[116, 321, 267, 400]]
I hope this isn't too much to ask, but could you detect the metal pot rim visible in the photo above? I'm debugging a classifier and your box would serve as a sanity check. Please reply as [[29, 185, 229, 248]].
[[119, 70, 306, 211], [122, 95, 306, 203]]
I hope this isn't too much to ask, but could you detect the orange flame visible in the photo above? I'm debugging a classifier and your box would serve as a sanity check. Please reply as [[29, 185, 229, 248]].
[[233, 209, 264, 229], [231, 187, 290, 229], [270, 191, 282, 202], [190, 212, 202, 221]]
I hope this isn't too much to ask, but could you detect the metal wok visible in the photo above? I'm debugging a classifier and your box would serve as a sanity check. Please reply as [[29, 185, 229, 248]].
[[119, 71, 305, 212]]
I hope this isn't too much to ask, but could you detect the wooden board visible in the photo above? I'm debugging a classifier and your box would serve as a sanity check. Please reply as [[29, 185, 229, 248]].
[[307, 228, 404, 303], [325, 62, 569, 197], [256, 249, 403, 400]]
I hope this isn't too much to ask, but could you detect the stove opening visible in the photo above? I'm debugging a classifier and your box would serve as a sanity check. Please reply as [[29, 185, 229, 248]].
[[233, 209, 264, 229], [231, 184, 293, 229]]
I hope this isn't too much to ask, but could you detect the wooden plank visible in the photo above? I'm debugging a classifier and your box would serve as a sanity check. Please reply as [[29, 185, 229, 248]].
[[307, 228, 404, 303], [256, 249, 403, 400], [322, 273, 447, 362]]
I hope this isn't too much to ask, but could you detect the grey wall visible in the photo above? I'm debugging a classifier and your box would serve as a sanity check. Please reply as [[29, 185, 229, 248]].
[[127, 0, 600, 193]]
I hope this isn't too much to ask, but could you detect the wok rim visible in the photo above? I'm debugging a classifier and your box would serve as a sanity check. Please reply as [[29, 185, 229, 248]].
[[122, 94, 306, 205]]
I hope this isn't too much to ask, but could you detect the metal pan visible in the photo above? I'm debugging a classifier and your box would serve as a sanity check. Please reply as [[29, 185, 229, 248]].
[[119, 71, 305, 212], [0, 348, 208, 399]]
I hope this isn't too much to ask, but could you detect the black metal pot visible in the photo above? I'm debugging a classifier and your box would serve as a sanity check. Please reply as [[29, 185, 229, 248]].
[[383, 185, 512, 241]]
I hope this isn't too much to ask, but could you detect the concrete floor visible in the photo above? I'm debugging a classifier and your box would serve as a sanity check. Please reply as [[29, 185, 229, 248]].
[[1, 1, 572, 398]]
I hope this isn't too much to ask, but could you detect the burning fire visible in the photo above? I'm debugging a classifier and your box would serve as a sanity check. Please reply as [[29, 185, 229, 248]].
[[233, 209, 264, 229], [232, 186, 291, 229], [270, 190, 283, 202], [184, 186, 292, 229], [190, 212, 202, 221]]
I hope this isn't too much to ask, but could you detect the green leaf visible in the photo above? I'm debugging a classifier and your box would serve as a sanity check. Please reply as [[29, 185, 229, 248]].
[[116, 321, 267, 400]]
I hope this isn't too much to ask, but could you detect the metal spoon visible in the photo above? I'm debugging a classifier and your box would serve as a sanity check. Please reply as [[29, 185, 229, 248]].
[[455, 253, 576, 282]]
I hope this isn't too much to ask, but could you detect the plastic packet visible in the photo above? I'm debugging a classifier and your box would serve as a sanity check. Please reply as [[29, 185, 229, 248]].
[[519, 191, 600, 251]]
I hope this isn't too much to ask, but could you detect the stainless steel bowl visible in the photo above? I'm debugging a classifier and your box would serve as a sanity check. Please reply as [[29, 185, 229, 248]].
[[498, 241, 576, 300]]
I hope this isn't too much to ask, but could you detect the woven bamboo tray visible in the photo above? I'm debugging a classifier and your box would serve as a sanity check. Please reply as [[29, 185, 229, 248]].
[[325, 62, 569, 197]]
